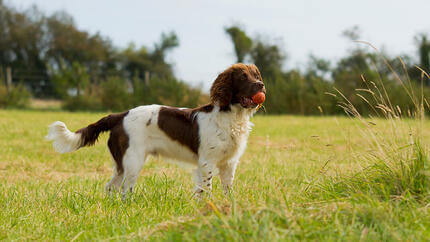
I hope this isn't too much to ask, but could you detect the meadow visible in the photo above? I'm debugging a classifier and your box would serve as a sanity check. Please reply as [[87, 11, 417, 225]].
[[1, 109, 429, 241]]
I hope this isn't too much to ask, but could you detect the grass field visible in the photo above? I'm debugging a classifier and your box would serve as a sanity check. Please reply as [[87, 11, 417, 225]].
[[1, 109, 429, 241]]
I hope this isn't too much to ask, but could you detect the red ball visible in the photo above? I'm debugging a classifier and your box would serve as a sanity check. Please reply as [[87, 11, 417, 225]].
[[252, 92, 265, 104]]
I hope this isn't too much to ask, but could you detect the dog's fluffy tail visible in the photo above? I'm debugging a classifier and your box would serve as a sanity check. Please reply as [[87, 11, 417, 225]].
[[46, 121, 82, 153], [46, 111, 129, 153]]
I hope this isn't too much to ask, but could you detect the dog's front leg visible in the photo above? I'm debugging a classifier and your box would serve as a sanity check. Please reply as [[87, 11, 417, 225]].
[[218, 160, 238, 195], [194, 160, 215, 196]]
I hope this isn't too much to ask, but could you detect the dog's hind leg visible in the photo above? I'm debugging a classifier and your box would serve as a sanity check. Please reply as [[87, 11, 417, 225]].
[[105, 164, 124, 193], [105, 127, 128, 194], [120, 149, 147, 196]]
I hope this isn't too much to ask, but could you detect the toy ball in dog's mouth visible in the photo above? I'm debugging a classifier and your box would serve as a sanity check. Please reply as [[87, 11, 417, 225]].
[[252, 92, 265, 104]]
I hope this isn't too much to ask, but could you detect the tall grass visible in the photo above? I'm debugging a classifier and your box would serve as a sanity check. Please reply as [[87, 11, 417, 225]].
[[308, 44, 430, 204]]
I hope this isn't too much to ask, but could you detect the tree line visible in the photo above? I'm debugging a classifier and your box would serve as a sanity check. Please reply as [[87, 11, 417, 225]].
[[225, 25, 430, 116], [0, 1, 203, 110], [1, 1, 429, 115]]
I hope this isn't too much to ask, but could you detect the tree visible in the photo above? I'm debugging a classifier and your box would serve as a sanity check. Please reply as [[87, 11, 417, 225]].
[[225, 25, 253, 63], [414, 33, 430, 85], [46, 11, 113, 78], [0, 3, 50, 96], [150, 31, 179, 78], [119, 43, 151, 80], [152, 31, 179, 61], [342, 25, 361, 41], [50, 61, 89, 98], [119, 32, 179, 81], [250, 40, 285, 80]]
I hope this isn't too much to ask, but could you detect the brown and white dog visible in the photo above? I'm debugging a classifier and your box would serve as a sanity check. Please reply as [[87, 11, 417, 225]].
[[46, 63, 265, 196]]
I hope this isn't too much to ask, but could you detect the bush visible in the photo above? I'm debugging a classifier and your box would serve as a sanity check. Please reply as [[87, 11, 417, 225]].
[[100, 77, 131, 111], [62, 93, 101, 112], [0, 83, 31, 108], [60, 76, 208, 112], [133, 76, 206, 108]]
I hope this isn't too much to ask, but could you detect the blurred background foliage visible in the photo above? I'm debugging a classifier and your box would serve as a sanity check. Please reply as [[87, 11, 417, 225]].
[[0, 1, 429, 114]]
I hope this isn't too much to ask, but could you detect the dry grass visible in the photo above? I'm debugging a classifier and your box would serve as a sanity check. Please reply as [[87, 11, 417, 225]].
[[29, 99, 63, 110]]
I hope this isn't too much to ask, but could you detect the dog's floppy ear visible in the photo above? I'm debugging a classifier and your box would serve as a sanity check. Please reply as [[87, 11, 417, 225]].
[[210, 68, 233, 109], [248, 64, 263, 79]]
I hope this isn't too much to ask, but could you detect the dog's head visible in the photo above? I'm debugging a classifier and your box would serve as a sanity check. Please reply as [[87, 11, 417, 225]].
[[210, 63, 266, 110]]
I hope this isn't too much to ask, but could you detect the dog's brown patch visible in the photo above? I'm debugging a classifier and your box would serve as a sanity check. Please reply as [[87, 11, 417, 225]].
[[107, 119, 129, 174], [157, 104, 213, 154], [76, 111, 129, 173]]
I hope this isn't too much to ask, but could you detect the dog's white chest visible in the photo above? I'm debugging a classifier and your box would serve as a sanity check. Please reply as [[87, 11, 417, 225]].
[[228, 114, 250, 148], [198, 108, 252, 162]]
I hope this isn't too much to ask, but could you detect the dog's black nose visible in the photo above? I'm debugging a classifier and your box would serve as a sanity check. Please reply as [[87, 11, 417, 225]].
[[256, 81, 264, 89]]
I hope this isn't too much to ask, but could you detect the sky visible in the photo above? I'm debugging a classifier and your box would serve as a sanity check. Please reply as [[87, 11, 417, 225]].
[[10, 0, 430, 91]]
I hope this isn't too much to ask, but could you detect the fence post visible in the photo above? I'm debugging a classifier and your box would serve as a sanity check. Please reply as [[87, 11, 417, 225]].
[[144, 71, 150, 85], [6, 67, 12, 94]]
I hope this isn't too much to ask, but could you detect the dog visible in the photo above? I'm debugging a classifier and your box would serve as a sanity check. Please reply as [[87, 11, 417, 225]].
[[46, 63, 266, 196]]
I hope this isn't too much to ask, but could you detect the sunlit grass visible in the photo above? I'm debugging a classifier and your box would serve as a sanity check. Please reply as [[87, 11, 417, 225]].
[[0, 110, 429, 240]]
